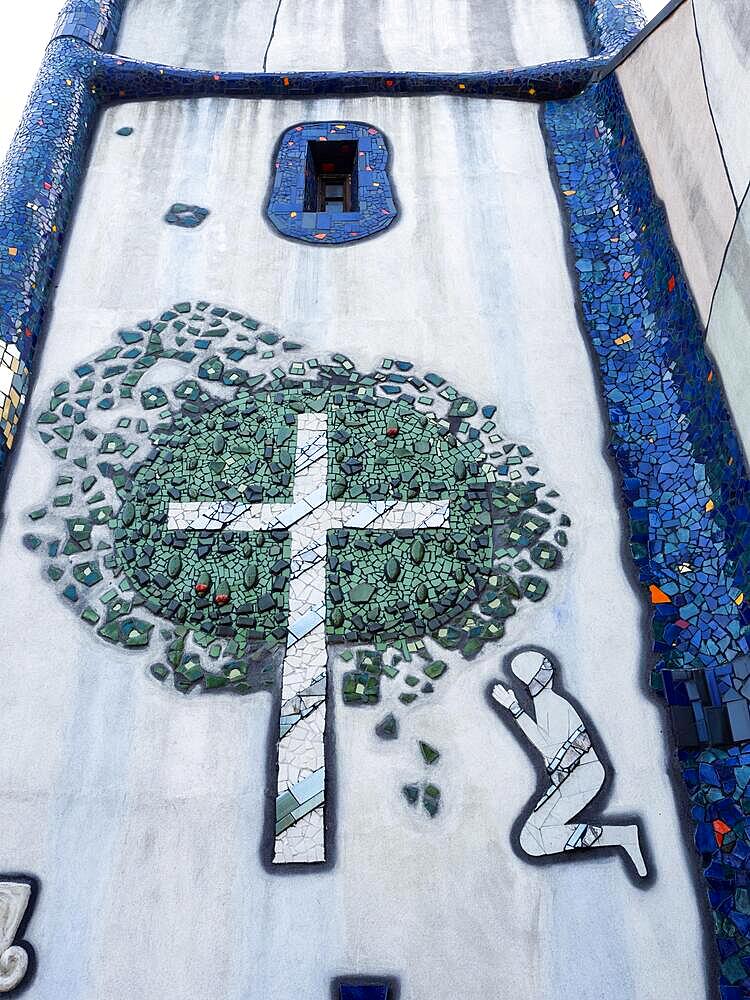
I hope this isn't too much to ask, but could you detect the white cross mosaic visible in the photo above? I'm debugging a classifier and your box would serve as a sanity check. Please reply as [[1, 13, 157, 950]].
[[168, 411, 450, 863]]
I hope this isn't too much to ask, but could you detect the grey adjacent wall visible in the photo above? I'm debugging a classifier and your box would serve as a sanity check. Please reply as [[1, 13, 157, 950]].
[[693, 0, 750, 204], [706, 194, 750, 457], [615, 0, 735, 324], [691, 0, 750, 460], [617, 0, 750, 461]]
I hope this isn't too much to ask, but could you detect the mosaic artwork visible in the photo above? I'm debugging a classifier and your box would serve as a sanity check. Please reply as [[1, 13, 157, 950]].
[[545, 72, 750, 997], [24, 302, 569, 865], [3, 0, 747, 992], [493, 649, 647, 875], [0, 883, 32, 994], [267, 122, 397, 245]]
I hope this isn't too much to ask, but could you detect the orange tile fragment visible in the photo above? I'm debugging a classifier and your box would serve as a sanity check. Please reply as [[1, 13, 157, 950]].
[[713, 819, 731, 847], [649, 585, 671, 604]]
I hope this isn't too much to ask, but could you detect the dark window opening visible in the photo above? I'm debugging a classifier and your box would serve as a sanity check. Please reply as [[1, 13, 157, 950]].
[[304, 140, 359, 213]]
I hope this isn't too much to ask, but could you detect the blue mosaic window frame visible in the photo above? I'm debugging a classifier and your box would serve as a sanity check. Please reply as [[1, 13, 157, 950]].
[[266, 122, 397, 245]]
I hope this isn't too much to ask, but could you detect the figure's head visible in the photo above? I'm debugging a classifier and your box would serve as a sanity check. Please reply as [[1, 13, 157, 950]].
[[509, 649, 553, 686]]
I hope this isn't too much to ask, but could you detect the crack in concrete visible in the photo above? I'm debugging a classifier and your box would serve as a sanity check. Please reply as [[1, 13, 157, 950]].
[[262, 0, 284, 72]]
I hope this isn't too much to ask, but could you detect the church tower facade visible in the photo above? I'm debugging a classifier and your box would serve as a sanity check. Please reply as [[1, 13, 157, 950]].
[[0, 1, 749, 997]]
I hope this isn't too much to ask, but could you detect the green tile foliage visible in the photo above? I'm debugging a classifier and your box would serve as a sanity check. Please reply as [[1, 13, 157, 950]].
[[24, 302, 570, 701]]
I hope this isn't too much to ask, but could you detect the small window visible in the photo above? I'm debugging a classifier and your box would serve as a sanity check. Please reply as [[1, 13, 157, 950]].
[[304, 140, 359, 214], [267, 121, 397, 245]]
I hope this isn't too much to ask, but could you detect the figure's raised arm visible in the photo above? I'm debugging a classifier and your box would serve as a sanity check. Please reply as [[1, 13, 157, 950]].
[[491, 683, 547, 752]]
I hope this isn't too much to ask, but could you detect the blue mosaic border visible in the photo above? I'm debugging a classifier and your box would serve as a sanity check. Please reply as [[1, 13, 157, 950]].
[[52, 0, 125, 51], [544, 72, 750, 998], [578, 0, 646, 54], [0, 38, 97, 453], [92, 56, 598, 102], [267, 121, 396, 244]]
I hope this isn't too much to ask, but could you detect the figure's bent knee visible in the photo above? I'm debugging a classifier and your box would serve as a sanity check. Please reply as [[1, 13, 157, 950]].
[[519, 818, 545, 858]]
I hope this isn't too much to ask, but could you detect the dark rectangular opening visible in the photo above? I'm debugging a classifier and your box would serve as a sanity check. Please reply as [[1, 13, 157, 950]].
[[304, 139, 359, 213]]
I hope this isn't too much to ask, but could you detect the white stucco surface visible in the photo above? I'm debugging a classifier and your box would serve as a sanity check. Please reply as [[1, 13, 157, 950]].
[[116, 0, 589, 71], [0, 96, 707, 999], [616, 0, 735, 323], [693, 0, 750, 204]]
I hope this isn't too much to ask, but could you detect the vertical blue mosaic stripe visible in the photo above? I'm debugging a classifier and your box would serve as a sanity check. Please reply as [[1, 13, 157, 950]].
[[577, 0, 646, 54], [544, 73, 750, 998], [52, 0, 126, 50], [0, 40, 97, 400], [0, 1, 126, 462]]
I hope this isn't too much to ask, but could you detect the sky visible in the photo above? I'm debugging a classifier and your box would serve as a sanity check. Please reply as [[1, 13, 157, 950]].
[[0, 0, 670, 166]]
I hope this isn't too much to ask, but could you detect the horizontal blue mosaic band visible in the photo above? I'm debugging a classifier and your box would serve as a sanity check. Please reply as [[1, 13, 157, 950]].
[[91, 54, 601, 103]]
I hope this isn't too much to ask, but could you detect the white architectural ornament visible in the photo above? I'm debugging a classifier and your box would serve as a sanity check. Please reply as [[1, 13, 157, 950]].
[[169, 410, 450, 864], [0, 882, 31, 993], [493, 650, 648, 877]]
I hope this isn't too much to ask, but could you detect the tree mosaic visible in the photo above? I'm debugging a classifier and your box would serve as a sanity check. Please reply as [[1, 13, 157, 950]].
[[24, 302, 571, 864]]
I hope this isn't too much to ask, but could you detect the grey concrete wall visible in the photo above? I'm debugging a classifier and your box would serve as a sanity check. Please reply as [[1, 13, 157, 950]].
[[695, 0, 750, 461], [693, 0, 750, 204], [706, 195, 750, 455], [616, 0, 736, 324], [116, 0, 589, 71], [0, 94, 707, 1000]]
